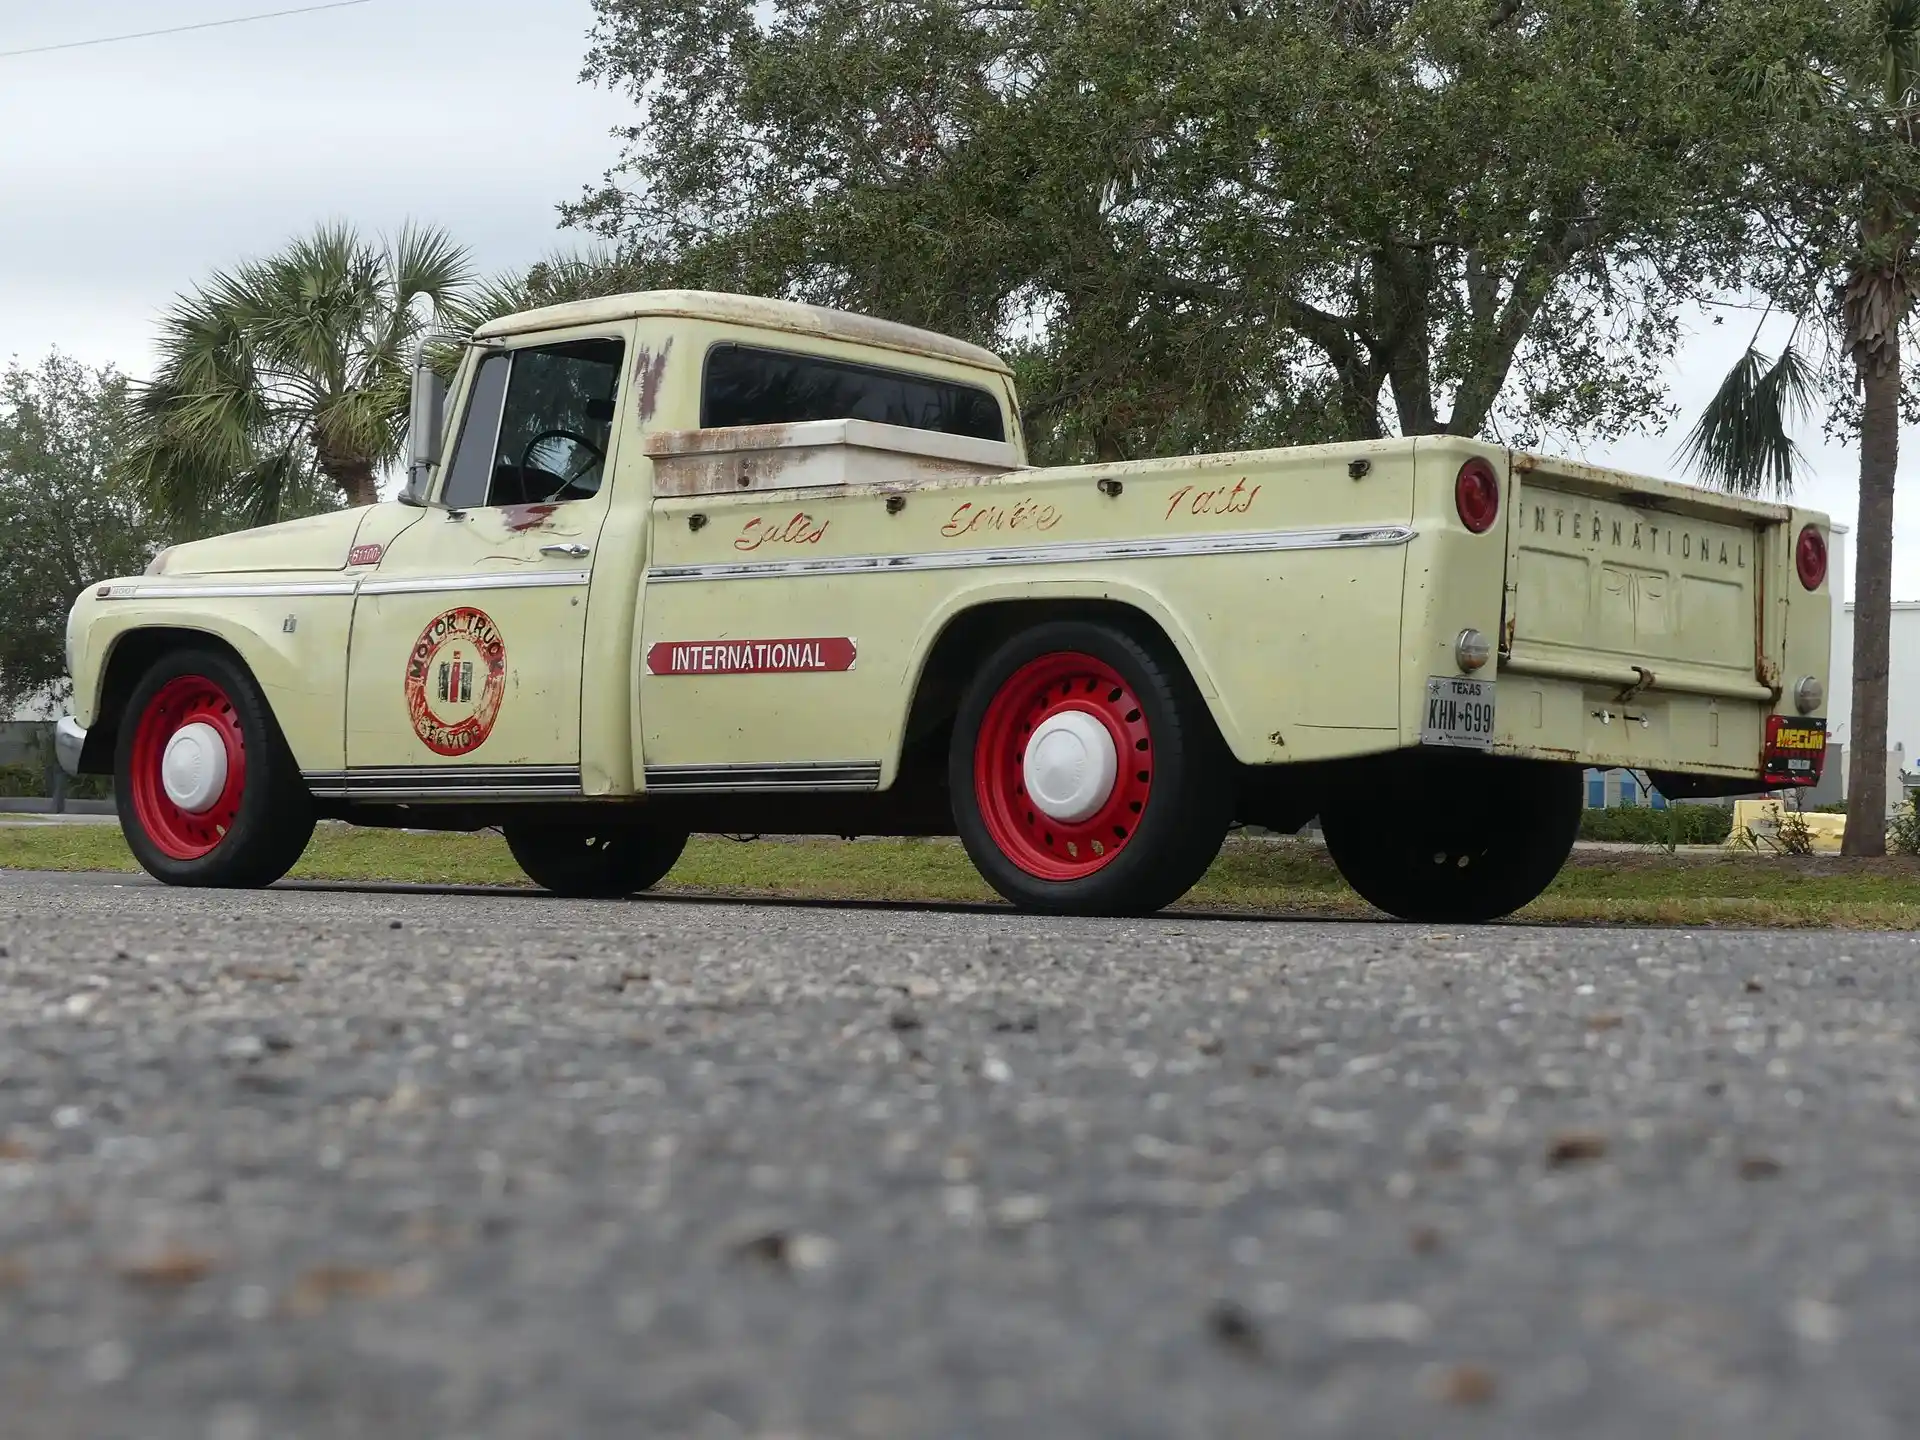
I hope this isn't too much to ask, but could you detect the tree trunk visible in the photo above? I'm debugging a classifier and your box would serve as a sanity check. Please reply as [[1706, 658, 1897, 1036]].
[[1842, 354, 1898, 855], [321, 459, 380, 508]]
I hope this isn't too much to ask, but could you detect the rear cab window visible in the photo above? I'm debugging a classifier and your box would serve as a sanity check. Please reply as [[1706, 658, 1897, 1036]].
[[701, 343, 1006, 442]]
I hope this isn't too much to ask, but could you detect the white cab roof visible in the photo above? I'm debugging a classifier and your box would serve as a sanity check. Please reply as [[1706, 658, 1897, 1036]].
[[472, 289, 1010, 375]]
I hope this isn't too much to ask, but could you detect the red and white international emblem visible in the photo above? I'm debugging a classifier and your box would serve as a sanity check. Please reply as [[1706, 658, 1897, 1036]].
[[404, 607, 507, 756]]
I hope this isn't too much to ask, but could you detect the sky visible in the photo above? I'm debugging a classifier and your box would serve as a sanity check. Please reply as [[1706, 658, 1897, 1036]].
[[1, 0, 1917, 601]]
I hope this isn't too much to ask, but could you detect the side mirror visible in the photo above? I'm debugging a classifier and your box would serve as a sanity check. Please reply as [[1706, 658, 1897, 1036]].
[[402, 356, 449, 505]]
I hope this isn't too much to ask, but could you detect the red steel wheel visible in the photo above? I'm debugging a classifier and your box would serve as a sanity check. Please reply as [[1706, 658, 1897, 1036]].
[[972, 650, 1153, 880], [126, 674, 247, 861]]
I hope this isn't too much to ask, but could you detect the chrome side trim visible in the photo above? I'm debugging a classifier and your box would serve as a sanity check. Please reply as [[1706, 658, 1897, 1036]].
[[99, 569, 595, 602], [100, 578, 359, 600], [359, 569, 592, 596], [304, 765, 583, 802], [643, 761, 882, 793], [646, 525, 1417, 585], [54, 717, 87, 777]]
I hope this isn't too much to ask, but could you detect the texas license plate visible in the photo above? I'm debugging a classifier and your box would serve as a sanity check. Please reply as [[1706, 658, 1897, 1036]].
[[1422, 677, 1496, 750]]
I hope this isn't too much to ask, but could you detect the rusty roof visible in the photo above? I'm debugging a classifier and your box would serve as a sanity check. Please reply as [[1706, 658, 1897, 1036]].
[[472, 290, 1010, 374]]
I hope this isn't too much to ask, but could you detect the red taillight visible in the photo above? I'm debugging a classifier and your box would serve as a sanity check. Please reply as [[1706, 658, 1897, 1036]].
[[1795, 525, 1827, 590], [1455, 458, 1500, 534]]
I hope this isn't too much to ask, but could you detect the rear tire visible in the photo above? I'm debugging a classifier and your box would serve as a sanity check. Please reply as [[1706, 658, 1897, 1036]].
[[950, 619, 1231, 916], [114, 647, 314, 887], [503, 821, 688, 898], [1320, 754, 1581, 922]]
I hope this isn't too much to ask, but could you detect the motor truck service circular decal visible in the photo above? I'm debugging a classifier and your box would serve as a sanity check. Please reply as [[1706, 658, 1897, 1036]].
[[404, 607, 507, 756]]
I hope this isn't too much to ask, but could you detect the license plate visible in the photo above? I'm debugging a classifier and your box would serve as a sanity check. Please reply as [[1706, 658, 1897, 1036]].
[[1422, 677, 1496, 750], [1762, 715, 1826, 786]]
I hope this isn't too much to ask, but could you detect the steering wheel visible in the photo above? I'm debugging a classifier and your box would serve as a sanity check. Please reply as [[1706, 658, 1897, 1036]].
[[518, 428, 607, 503]]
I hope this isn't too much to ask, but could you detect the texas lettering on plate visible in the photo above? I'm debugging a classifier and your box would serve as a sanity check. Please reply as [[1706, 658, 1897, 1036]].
[[1422, 676, 1495, 749]]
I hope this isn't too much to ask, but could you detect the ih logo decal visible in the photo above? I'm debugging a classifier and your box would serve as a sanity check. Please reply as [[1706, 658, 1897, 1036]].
[[404, 606, 507, 756]]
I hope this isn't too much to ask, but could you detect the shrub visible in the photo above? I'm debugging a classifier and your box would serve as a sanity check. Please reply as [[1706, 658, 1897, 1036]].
[[1578, 804, 1732, 846], [0, 761, 111, 801], [1889, 794, 1920, 857]]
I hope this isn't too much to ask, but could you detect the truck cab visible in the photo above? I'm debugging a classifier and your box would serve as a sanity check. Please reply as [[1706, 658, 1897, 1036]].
[[60, 290, 1833, 920]]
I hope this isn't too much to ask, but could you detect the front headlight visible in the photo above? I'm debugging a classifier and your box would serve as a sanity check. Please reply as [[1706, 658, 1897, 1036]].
[[1794, 675, 1824, 715]]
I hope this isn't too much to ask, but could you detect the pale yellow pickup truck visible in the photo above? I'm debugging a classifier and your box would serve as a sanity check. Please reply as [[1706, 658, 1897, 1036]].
[[59, 291, 1833, 920]]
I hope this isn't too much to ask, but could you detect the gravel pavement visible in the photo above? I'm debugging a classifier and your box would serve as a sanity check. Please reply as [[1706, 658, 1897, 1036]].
[[2, 870, 1918, 1440]]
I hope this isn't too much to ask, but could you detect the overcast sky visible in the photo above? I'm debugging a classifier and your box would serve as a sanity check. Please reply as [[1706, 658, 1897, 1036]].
[[1, 0, 1915, 599]]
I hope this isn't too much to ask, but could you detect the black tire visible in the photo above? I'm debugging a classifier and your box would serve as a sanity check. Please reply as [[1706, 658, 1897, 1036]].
[[114, 647, 315, 887], [1320, 754, 1581, 922], [503, 820, 688, 898], [949, 619, 1232, 916]]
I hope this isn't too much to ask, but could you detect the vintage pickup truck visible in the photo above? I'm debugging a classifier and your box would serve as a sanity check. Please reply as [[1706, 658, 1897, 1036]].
[[58, 290, 1833, 920]]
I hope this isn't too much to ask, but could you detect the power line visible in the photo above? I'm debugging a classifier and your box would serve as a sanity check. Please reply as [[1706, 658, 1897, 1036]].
[[0, 1, 375, 60]]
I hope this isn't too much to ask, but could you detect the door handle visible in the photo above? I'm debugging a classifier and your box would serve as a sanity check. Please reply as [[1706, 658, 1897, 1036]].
[[540, 543, 591, 559]]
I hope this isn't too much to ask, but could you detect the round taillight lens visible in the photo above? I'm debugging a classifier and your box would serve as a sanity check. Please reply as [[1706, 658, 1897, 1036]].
[[1795, 525, 1827, 590], [1455, 458, 1500, 534]]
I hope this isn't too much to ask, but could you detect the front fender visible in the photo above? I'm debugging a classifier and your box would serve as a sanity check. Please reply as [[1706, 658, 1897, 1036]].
[[71, 581, 355, 773]]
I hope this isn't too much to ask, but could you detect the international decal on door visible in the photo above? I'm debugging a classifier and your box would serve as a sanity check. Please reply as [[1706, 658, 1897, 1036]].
[[404, 607, 508, 755], [644, 637, 857, 675]]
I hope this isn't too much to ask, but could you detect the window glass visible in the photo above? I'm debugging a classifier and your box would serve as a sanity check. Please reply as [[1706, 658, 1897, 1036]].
[[440, 353, 509, 510], [702, 343, 1005, 441], [483, 338, 626, 507], [440, 340, 626, 509]]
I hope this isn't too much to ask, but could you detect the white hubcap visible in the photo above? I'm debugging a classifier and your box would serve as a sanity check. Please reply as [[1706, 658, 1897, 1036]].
[[1022, 709, 1118, 823], [160, 722, 229, 813]]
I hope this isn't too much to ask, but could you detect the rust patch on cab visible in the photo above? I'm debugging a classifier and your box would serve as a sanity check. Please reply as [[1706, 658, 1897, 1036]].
[[634, 337, 674, 423]]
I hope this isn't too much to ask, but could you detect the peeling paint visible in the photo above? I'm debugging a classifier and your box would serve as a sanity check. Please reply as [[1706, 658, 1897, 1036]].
[[635, 336, 673, 423], [500, 503, 559, 534]]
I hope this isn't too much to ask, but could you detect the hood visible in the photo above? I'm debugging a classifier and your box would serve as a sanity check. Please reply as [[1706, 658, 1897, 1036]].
[[150, 508, 371, 577]]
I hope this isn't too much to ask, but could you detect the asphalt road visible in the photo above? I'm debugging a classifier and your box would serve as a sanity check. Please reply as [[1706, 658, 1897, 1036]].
[[2, 872, 1918, 1440]]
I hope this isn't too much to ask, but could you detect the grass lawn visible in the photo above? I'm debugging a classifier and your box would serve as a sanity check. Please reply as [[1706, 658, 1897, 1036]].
[[3, 823, 1918, 927]]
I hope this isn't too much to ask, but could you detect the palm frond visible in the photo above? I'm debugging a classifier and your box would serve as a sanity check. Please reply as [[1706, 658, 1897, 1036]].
[[128, 219, 480, 520], [1880, 0, 1920, 106], [1677, 346, 1817, 498]]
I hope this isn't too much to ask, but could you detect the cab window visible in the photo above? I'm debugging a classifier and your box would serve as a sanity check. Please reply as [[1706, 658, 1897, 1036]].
[[441, 337, 626, 509], [701, 343, 1005, 442]]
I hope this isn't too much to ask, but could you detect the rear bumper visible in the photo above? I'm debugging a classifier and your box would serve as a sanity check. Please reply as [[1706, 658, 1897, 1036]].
[[54, 717, 87, 778]]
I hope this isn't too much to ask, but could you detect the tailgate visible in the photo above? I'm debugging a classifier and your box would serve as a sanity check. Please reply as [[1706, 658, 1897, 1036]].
[[1500, 455, 1784, 704]]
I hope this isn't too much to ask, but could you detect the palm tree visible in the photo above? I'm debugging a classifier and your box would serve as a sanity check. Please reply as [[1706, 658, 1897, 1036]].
[[124, 223, 473, 526], [1684, 0, 1920, 855]]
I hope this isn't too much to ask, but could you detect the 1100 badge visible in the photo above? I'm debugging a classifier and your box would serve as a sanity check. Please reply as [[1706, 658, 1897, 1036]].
[[1421, 676, 1496, 751]]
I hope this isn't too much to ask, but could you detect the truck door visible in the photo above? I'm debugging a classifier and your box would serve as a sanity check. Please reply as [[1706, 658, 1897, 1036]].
[[340, 331, 629, 798]]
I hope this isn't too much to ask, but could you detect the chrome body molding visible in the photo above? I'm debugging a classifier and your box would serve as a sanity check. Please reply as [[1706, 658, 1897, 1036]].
[[97, 569, 593, 602], [643, 761, 883, 793], [304, 765, 583, 802], [99, 578, 359, 601], [646, 525, 1418, 585], [358, 569, 592, 596], [54, 717, 87, 777]]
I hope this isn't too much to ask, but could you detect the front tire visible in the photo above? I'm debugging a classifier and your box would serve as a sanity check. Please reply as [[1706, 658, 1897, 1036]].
[[1320, 755, 1581, 922], [503, 821, 688, 898], [115, 648, 315, 887], [950, 620, 1231, 916]]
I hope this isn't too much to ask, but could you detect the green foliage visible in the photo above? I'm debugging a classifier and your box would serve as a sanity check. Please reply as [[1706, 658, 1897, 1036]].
[[1776, 809, 1817, 855], [0, 760, 111, 800], [1679, 345, 1820, 498], [1888, 792, 1920, 855], [123, 223, 473, 528], [573, 0, 1838, 462], [1579, 804, 1734, 846], [0, 353, 162, 716]]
